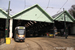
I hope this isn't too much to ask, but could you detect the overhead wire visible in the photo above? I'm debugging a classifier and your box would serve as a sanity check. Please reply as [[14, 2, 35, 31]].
[[36, 0, 51, 19], [24, 0, 26, 9], [17, 0, 26, 21], [17, 0, 68, 22], [45, 0, 50, 10], [57, 0, 68, 13]]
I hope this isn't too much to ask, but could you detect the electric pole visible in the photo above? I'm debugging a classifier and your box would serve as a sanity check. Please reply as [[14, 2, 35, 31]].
[[5, 1, 10, 38]]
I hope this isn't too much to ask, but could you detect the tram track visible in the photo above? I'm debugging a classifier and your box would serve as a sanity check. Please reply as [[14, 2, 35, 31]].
[[38, 39, 63, 47], [27, 39, 55, 50], [1, 37, 75, 50], [26, 39, 43, 50], [24, 42, 30, 50], [40, 37, 75, 47], [14, 39, 43, 50], [13, 37, 75, 50], [44, 38, 75, 47], [38, 38, 66, 47], [14, 41, 29, 50], [57, 39, 75, 47], [38, 40, 54, 47]]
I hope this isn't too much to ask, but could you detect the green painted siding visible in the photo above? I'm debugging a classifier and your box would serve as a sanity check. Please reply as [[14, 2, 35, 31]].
[[0, 11, 7, 19], [14, 7, 53, 23], [56, 14, 73, 22], [0, 8, 10, 19], [56, 14, 64, 21], [54, 11, 74, 22], [65, 14, 73, 22]]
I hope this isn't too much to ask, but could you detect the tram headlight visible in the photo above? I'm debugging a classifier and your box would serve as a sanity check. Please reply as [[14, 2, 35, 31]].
[[18, 35, 24, 38]]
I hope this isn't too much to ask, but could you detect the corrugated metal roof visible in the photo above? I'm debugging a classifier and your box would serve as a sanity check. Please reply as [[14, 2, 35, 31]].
[[12, 4, 54, 23]]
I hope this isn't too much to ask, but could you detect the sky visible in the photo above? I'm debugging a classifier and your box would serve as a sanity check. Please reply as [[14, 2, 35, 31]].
[[0, 0, 75, 16]]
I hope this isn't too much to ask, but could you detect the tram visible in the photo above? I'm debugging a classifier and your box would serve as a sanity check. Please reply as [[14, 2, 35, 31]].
[[14, 26, 26, 42]]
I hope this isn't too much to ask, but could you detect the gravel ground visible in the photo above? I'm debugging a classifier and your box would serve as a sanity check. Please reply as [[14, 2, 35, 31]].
[[0, 36, 75, 50]]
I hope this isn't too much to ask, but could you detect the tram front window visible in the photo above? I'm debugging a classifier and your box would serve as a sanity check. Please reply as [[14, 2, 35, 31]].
[[18, 29, 25, 35]]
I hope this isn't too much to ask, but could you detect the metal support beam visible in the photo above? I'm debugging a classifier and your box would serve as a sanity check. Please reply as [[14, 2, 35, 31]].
[[63, 8, 68, 39]]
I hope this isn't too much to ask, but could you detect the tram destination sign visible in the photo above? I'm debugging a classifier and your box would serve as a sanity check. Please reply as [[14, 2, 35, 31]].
[[19, 27, 25, 29]]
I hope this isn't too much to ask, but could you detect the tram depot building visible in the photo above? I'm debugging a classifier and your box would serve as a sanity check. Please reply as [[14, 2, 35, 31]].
[[0, 4, 75, 42]]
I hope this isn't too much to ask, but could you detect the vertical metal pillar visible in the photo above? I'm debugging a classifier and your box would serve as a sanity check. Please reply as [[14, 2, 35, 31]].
[[53, 20, 56, 38], [9, 19, 13, 38], [53, 21, 55, 33], [63, 8, 68, 39], [5, 1, 10, 38]]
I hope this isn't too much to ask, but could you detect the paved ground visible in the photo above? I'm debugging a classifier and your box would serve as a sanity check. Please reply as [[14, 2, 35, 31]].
[[0, 36, 75, 50], [0, 38, 5, 45]]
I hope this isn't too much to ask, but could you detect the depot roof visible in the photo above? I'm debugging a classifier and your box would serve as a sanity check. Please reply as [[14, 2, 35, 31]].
[[52, 10, 75, 22], [12, 4, 54, 23], [0, 8, 10, 19]]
